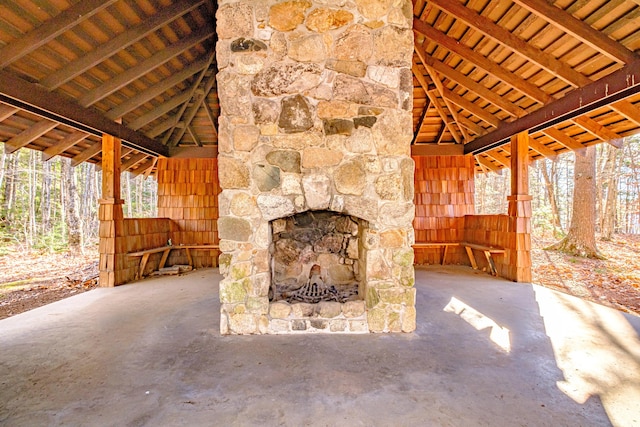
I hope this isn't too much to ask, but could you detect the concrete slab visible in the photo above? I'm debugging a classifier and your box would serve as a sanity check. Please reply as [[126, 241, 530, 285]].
[[1, 266, 639, 426]]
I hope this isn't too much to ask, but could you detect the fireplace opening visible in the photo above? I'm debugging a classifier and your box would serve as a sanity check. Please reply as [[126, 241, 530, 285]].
[[270, 211, 367, 305]]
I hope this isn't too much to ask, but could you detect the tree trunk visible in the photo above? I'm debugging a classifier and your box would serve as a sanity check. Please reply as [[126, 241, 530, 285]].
[[123, 172, 132, 217], [540, 159, 563, 235], [27, 151, 36, 247], [0, 146, 6, 197], [2, 153, 18, 223], [62, 158, 82, 251], [600, 144, 620, 240], [79, 163, 97, 242], [625, 139, 640, 233], [547, 146, 603, 258], [41, 160, 52, 236]]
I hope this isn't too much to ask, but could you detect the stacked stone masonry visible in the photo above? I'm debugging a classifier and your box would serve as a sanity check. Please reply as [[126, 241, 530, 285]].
[[216, 0, 415, 334]]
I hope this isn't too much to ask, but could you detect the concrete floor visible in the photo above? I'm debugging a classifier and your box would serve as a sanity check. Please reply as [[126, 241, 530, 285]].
[[1, 267, 639, 427]]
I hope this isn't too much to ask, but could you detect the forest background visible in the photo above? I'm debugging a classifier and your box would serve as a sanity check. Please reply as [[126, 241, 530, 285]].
[[0, 136, 639, 317]]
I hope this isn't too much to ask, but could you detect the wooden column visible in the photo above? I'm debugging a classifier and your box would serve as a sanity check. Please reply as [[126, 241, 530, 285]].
[[506, 131, 532, 282], [98, 133, 124, 287]]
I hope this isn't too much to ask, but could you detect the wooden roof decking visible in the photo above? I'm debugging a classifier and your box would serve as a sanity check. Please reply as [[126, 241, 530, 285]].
[[0, 0, 218, 175], [0, 0, 639, 175], [412, 0, 640, 172]]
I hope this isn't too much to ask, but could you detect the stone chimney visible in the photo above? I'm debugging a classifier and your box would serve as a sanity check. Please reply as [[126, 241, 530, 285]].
[[216, 0, 415, 334]]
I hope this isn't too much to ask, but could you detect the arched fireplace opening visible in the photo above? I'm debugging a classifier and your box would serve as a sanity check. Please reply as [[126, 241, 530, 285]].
[[270, 210, 367, 304]]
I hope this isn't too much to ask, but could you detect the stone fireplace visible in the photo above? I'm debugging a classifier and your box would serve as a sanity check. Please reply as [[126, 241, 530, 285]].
[[216, 0, 416, 334]]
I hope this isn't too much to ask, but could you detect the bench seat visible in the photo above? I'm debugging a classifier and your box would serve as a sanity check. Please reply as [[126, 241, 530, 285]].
[[128, 244, 219, 279], [412, 242, 459, 265], [413, 241, 505, 276], [459, 242, 505, 276]]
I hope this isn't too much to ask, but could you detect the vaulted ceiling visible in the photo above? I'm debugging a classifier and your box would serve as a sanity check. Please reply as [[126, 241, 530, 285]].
[[0, 0, 639, 175]]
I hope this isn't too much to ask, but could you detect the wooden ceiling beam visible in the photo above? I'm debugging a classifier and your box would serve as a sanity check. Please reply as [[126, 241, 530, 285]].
[[412, 63, 461, 143], [71, 142, 102, 166], [106, 56, 211, 120], [528, 139, 558, 160], [456, 115, 488, 136], [418, 6, 640, 147], [423, 65, 469, 141], [144, 158, 159, 179], [202, 100, 218, 139], [476, 155, 502, 173], [4, 120, 59, 154], [464, 58, 640, 154], [186, 126, 202, 147], [511, 0, 637, 64], [79, 26, 214, 107], [441, 87, 502, 128], [571, 116, 624, 148], [412, 97, 430, 144], [484, 150, 511, 168], [0, 104, 20, 121], [415, 44, 525, 118], [429, 0, 591, 88], [42, 131, 89, 161], [0, 70, 168, 157], [0, 0, 118, 68], [412, 144, 464, 156], [166, 59, 217, 147], [430, 0, 640, 129], [121, 153, 148, 171], [413, 18, 552, 104], [130, 157, 157, 178], [147, 116, 178, 139], [128, 90, 193, 131], [610, 101, 640, 127], [541, 128, 585, 152], [41, 0, 206, 89]]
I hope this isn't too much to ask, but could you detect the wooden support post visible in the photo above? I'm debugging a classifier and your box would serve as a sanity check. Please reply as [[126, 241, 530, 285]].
[[507, 131, 532, 282], [98, 133, 125, 287]]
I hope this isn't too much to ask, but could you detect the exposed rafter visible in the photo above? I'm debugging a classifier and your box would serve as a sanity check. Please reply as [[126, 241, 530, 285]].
[[412, 62, 461, 143], [4, 120, 59, 154], [413, 17, 553, 105], [79, 26, 214, 107], [42, 131, 89, 161], [464, 58, 640, 154], [71, 142, 103, 166], [41, 0, 206, 90], [511, 0, 637, 64], [0, 70, 168, 157], [106, 56, 211, 121], [428, 0, 591, 89], [0, 0, 119, 68]]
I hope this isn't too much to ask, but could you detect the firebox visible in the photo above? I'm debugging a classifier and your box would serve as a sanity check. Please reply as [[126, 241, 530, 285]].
[[263, 211, 369, 332]]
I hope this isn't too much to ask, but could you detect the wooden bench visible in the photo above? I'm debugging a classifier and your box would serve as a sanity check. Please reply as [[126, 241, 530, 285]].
[[459, 242, 505, 276], [128, 244, 219, 279], [413, 241, 505, 276], [412, 242, 460, 265]]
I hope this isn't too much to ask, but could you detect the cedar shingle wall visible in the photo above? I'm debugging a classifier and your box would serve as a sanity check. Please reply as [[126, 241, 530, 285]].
[[156, 158, 220, 268], [413, 155, 475, 265], [117, 218, 176, 281]]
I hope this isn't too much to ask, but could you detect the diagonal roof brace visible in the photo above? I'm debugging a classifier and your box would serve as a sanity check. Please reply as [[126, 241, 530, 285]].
[[0, 70, 168, 157], [464, 59, 640, 155]]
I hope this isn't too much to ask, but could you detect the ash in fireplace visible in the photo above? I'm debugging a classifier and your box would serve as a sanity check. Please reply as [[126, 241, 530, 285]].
[[275, 264, 358, 304]]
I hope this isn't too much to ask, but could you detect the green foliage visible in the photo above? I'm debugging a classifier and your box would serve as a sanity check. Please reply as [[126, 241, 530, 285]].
[[0, 145, 158, 252]]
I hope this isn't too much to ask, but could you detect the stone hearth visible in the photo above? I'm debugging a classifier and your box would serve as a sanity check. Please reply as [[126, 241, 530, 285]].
[[216, 0, 416, 334]]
